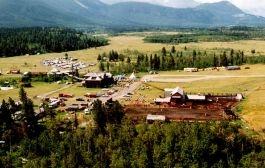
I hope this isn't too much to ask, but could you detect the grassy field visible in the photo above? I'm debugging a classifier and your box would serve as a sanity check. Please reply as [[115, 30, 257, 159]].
[[0, 82, 101, 105], [158, 64, 265, 76], [132, 65, 265, 137], [0, 82, 63, 103], [1, 35, 265, 75], [133, 77, 265, 102], [0, 33, 265, 137]]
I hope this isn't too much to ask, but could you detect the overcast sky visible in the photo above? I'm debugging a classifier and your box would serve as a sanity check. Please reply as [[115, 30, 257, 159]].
[[101, 0, 265, 17]]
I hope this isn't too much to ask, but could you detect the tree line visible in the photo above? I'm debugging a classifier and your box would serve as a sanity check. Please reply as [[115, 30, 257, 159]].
[[98, 46, 265, 74], [0, 27, 108, 57], [144, 27, 265, 44]]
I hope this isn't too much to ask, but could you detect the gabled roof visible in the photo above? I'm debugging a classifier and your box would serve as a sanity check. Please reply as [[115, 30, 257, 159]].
[[171, 87, 184, 96]]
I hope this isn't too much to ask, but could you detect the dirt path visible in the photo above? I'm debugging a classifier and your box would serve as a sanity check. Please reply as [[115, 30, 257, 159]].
[[143, 74, 265, 83], [99, 81, 142, 103]]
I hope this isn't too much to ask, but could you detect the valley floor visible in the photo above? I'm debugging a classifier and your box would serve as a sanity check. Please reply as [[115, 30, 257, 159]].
[[0, 33, 265, 138]]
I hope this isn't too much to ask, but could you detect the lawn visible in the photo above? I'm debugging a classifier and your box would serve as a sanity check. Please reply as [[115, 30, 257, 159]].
[[0, 82, 64, 104]]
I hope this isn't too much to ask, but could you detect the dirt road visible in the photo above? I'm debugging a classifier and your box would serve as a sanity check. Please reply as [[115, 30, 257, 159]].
[[99, 81, 142, 103], [142, 74, 265, 83]]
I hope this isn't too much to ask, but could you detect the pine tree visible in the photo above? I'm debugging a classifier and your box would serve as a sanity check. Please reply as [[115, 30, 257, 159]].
[[192, 50, 197, 66], [169, 54, 175, 69], [213, 53, 218, 67], [19, 86, 38, 137], [92, 100, 106, 134], [97, 54, 102, 61], [127, 57, 131, 64], [230, 49, 234, 65], [99, 61, 105, 71], [0, 100, 12, 130], [171, 46, 176, 53], [106, 62, 110, 72], [162, 47, 167, 56]]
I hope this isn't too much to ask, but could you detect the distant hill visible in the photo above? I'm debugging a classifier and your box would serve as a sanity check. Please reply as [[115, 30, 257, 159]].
[[0, 0, 264, 28]]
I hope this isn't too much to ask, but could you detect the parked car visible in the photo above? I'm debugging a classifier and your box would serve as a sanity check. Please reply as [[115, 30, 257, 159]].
[[76, 97, 85, 101]]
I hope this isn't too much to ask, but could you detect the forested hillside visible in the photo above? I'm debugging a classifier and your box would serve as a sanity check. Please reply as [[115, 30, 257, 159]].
[[0, 28, 108, 57]]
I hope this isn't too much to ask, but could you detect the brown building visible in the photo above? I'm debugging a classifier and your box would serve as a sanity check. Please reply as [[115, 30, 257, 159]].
[[82, 72, 114, 88]]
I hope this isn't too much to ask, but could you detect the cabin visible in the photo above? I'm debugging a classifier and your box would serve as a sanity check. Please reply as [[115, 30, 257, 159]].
[[82, 72, 114, 88], [184, 68, 198, 72]]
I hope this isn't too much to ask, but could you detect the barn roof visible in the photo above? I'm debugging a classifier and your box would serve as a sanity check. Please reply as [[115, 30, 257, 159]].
[[171, 87, 184, 96]]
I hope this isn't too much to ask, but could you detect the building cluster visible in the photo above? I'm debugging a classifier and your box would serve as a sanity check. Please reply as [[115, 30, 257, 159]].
[[155, 87, 243, 105]]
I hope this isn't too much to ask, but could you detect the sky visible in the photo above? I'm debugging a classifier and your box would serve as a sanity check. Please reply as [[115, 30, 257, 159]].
[[101, 0, 265, 17]]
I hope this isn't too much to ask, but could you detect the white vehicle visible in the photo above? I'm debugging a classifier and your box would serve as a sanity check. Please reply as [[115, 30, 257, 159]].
[[84, 108, 92, 115]]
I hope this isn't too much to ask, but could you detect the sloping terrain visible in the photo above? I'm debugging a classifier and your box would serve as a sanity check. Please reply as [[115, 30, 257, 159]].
[[0, 0, 264, 28]]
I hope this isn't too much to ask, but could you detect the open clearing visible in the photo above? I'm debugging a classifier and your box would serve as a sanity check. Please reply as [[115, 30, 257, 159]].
[[0, 33, 265, 137], [1, 35, 265, 74], [132, 65, 265, 136]]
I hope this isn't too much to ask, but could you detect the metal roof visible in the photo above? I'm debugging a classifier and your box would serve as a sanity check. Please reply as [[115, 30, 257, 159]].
[[171, 87, 184, 96], [187, 95, 206, 100]]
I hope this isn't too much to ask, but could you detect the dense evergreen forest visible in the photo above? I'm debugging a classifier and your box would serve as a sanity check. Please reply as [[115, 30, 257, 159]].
[[0, 88, 264, 167], [98, 47, 265, 74], [144, 27, 265, 44], [0, 28, 108, 57]]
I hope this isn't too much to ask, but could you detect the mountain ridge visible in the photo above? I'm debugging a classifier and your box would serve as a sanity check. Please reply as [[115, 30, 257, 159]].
[[0, 0, 264, 28]]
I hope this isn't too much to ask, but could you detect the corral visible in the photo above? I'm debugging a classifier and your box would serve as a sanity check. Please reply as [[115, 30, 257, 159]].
[[125, 87, 241, 122], [125, 104, 234, 122]]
